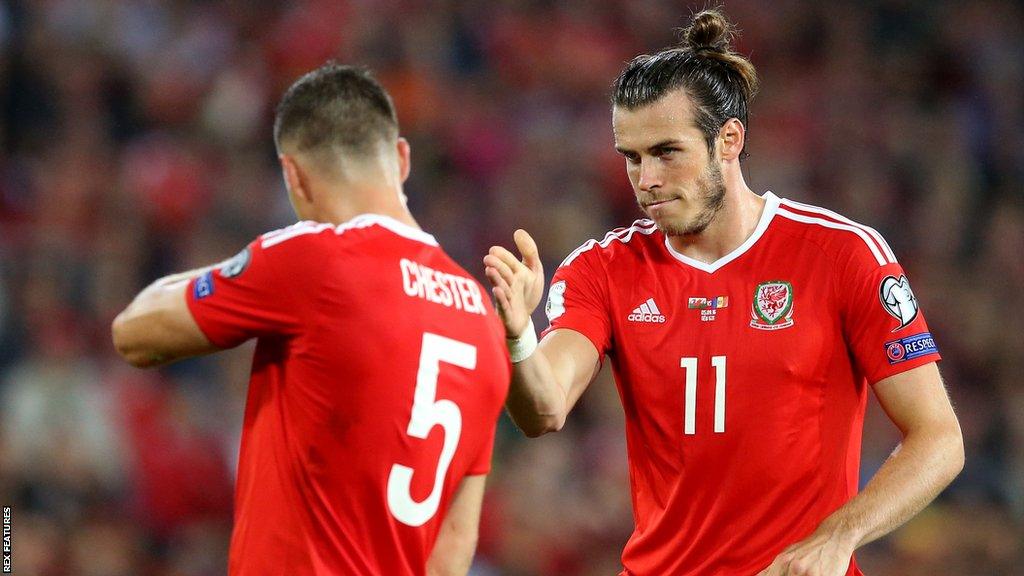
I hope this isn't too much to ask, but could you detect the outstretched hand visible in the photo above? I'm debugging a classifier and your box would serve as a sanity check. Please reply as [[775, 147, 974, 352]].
[[483, 229, 545, 338]]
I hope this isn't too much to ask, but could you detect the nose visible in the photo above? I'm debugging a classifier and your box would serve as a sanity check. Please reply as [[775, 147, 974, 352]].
[[637, 157, 661, 192]]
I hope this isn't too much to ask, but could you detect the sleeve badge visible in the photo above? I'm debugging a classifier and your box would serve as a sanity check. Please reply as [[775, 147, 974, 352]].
[[219, 247, 251, 279], [546, 281, 567, 321], [879, 275, 918, 331]]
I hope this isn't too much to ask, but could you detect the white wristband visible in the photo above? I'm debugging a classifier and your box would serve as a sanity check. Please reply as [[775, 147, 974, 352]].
[[507, 319, 538, 363]]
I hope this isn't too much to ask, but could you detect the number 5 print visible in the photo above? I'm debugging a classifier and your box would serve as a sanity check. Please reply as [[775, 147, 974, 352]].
[[388, 333, 477, 526]]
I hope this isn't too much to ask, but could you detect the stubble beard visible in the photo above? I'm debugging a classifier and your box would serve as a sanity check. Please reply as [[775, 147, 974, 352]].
[[646, 160, 727, 237]]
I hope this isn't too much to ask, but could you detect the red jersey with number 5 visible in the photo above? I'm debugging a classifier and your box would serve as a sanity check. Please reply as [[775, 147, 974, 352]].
[[186, 215, 510, 576], [543, 192, 940, 576]]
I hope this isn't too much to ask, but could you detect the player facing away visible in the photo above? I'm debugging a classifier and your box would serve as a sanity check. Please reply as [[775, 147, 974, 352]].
[[113, 64, 510, 576], [484, 10, 963, 576]]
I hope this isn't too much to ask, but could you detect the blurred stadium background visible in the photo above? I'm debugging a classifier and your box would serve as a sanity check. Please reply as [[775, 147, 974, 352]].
[[0, 0, 1021, 574]]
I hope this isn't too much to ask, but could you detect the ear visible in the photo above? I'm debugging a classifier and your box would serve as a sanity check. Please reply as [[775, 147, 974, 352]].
[[717, 118, 746, 162], [280, 153, 313, 204], [396, 137, 411, 183]]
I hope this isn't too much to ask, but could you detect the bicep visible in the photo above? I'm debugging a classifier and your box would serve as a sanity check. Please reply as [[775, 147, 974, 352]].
[[538, 328, 602, 413], [872, 363, 959, 436], [427, 474, 487, 576], [443, 474, 486, 531], [113, 281, 219, 367]]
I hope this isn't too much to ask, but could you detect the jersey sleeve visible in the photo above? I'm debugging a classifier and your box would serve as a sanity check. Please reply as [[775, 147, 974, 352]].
[[186, 229, 319, 348], [836, 237, 940, 385], [540, 249, 612, 357]]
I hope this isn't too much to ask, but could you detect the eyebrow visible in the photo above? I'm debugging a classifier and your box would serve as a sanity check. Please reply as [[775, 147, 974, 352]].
[[614, 139, 686, 154]]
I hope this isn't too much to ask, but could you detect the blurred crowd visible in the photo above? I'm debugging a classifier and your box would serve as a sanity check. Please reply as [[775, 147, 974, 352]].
[[0, 0, 1021, 574]]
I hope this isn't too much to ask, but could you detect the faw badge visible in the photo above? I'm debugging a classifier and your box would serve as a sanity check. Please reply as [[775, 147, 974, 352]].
[[879, 275, 918, 331], [750, 281, 794, 330]]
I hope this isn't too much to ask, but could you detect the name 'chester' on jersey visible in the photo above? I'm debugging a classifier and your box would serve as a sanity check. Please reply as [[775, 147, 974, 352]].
[[401, 258, 487, 315], [186, 214, 510, 576]]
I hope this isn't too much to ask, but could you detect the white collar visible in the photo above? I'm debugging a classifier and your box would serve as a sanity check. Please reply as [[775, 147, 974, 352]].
[[336, 214, 439, 246], [663, 191, 780, 273]]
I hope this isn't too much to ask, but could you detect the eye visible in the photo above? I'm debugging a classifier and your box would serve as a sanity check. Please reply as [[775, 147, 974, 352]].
[[620, 151, 641, 165], [655, 147, 679, 158]]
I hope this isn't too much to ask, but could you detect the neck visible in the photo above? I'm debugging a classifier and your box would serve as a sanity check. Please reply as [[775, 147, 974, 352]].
[[305, 178, 420, 230], [319, 189, 419, 228], [666, 169, 764, 264]]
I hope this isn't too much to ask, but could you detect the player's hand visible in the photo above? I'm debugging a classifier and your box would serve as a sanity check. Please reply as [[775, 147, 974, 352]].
[[755, 529, 855, 576], [483, 229, 545, 338]]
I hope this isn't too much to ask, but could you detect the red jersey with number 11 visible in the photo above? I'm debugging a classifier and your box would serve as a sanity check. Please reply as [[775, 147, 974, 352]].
[[544, 192, 940, 576], [186, 215, 510, 576]]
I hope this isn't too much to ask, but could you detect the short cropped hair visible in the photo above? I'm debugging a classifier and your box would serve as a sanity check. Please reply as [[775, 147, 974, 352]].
[[273, 63, 398, 158]]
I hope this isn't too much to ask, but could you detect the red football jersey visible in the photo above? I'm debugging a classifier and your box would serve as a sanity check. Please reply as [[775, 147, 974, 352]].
[[544, 192, 940, 576], [185, 215, 510, 576]]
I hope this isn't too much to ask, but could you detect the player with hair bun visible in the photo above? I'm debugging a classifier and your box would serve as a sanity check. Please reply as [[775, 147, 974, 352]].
[[485, 9, 963, 576]]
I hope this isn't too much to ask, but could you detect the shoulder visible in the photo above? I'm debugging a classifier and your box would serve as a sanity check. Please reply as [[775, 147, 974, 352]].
[[334, 214, 439, 247], [258, 220, 337, 252], [772, 195, 898, 269], [558, 219, 661, 269], [258, 215, 439, 255]]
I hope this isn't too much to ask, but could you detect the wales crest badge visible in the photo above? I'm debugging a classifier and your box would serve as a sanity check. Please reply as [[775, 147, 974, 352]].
[[750, 281, 794, 330]]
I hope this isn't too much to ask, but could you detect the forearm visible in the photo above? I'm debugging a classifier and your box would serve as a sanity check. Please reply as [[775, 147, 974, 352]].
[[483, 231, 598, 437], [815, 426, 964, 550], [505, 347, 570, 437]]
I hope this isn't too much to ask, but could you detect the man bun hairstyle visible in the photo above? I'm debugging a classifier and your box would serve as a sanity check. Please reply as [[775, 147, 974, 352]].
[[685, 8, 734, 52], [274, 62, 399, 158], [613, 8, 759, 158]]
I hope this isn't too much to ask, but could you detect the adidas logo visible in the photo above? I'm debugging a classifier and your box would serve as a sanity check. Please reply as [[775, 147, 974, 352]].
[[628, 298, 666, 323]]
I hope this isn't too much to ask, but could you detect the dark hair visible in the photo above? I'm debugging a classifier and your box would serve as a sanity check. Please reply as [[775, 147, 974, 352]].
[[273, 63, 398, 157], [613, 8, 759, 158]]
